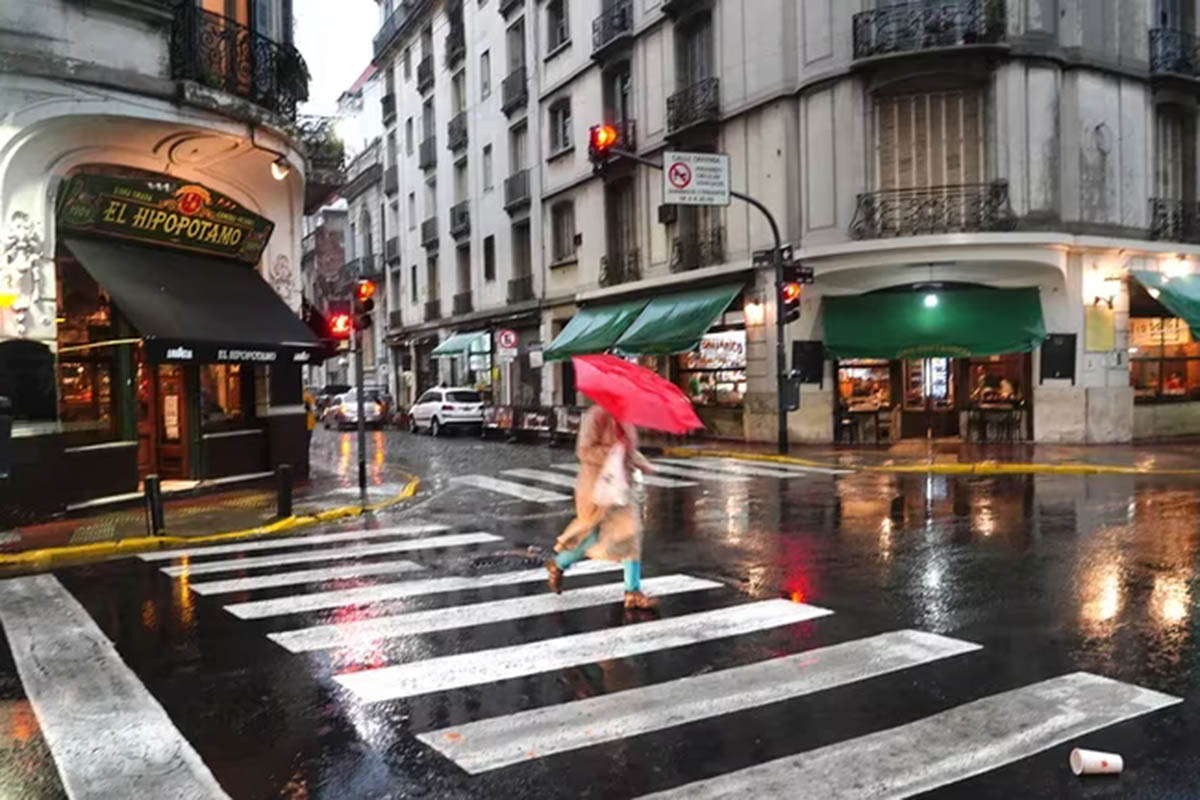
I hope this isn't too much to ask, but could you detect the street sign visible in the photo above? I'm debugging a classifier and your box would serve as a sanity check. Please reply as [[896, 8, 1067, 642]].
[[752, 245, 795, 268], [663, 151, 730, 207], [497, 328, 518, 363]]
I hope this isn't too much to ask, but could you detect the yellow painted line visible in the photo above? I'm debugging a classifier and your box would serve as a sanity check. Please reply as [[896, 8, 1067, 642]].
[[661, 447, 1200, 477], [0, 474, 421, 572]]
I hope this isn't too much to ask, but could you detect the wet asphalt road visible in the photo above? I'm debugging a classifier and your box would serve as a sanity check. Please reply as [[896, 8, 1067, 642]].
[[2, 427, 1200, 798]]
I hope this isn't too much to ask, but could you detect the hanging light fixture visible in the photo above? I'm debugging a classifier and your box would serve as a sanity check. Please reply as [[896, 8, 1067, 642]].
[[923, 293, 939, 309], [270, 157, 291, 181]]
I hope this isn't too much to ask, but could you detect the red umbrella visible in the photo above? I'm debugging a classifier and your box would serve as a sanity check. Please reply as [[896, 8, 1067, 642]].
[[572, 354, 704, 434]]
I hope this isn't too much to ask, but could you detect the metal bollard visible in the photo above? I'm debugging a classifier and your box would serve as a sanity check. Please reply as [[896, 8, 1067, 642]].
[[276, 463, 293, 519], [144, 474, 164, 536]]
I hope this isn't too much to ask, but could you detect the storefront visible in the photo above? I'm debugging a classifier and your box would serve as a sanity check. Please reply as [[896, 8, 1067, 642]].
[[0, 168, 321, 508], [824, 286, 1045, 442], [430, 330, 493, 399], [1129, 271, 1200, 438]]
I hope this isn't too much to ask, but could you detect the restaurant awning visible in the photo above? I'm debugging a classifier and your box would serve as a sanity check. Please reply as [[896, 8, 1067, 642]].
[[824, 287, 1046, 359], [543, 298, 650, 361], [63, 237, 321, 364], [1131, 271, 1200, 336], [613, 283, 742, 355], [431, 330, 490, 357]]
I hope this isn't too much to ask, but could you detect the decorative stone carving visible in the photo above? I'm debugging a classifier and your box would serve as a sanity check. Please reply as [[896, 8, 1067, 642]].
[[1, 212, 54, 338], [268, 253, 297, 309]]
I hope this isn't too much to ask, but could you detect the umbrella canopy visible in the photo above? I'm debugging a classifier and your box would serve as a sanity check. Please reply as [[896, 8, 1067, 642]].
[[572, 354, 704, 434]]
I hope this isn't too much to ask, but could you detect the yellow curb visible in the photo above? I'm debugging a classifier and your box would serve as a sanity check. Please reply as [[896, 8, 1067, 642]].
[[0, 474, 421, 571], [661, 447, 1200, 477]]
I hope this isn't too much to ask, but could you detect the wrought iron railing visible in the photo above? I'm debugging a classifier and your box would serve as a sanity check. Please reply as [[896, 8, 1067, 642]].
[[504, 169, 531, 211], [297, 115, 345, 173], [386, 236, 400, 262], [384, 165, 399, 195], [388, 310, 404, 329], [421, 216, 439, 248], [502, 66, 528, 115], [419, 136, 437, 170], [499, 0, 524, 15], [446, 27, 466, 66], [344, 255, 383, 280], [424, 299, 441, 321], [667, 77, 719, 135], [381, 92, 396, 123], [600, 248, 640, 287], [373, 0, 427, 59], [592, 0, 633, 55], [450, 201, 471, 237], [1150, 198, 1200, 243], [670, 226, 725, 272], [170, 4, 309, 120], [507, 274, 535, 303], [447, 111, 468, 151], [849, 181, 1016, 239], [1150, 28, 1200, 77], [417, 54, 434, 92], [852, 0, 1006, 60], [453, 291, 473, 315]]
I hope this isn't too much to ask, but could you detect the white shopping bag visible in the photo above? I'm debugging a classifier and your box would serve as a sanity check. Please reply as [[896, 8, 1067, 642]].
[[593, 442, 630, 507]]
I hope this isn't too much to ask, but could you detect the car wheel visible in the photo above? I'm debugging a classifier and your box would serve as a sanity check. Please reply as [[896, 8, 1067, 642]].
[[431, 417, 442, 437], [409, 416, 420, 434]]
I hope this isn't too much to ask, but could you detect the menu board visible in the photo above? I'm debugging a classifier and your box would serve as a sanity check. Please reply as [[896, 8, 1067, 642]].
[[1130, 317, 1191, 347]]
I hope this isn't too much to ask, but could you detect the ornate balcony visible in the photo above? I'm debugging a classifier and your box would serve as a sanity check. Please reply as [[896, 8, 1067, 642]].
[[849, 181, 1016, 240], [660, 0, 701, 18], [170, 4, 309, 120], [421, 216, 439, 248], [419, 136, 437, 170], [450, 201, 471, 238], [384, 165, 399, 195], [385, 236, 400, 263], [592, 0, 633, 60], [502, 66, 528, 116], [424, 299, 441, 322], [453, 291, 473, 316], [670, 226, 725, 272], [1150, 28, 1200, 79], [388, 309, 404, 329], [297, 115, 345, 213], [417, 54, 435, 93], [507, 274, 535, 303], [504, 169, 531, 213], [381, 92, 397, 124], [1150, 198, 1200, 244], [373, 0, 426, 60], [344, 255, 383, 280], [666, 77, 719, 136], [600, 248, 640, 287], [852, 0, 1006, 61], [447, 111, 468, 151]]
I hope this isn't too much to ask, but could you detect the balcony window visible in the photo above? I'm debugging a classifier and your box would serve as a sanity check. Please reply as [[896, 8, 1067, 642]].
[[551, 201, 576, 263], [875, 90, 985, 191], [484, 235, 496, 281], [483, 145, 494, 191], [549, 99, 573, 156], [481, 50, 492, 98], [547, 0, 570, 53]]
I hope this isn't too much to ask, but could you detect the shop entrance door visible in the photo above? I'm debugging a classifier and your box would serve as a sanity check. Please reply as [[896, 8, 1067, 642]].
[[137, 363, 191, 480], [901, 357, 959, 439]]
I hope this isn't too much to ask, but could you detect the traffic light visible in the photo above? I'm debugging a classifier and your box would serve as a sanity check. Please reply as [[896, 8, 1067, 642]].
[[588, 124, 620, 167], [781, 280, 802, 324], [354, 279, 376, 331], [329, 311, 352, 340]]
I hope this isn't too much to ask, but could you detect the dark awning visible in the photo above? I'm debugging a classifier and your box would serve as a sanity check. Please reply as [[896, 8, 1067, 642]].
[[824, 287, 1046, 359], [613, 283, 742, 355], [1131, 271, 1200, 336], [64, 237, 321, 365], [543, 298, 650, 361]]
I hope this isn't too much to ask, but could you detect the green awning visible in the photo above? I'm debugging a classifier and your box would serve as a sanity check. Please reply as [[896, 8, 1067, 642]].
[[824, 287, 1046, 359], [613, 283, 742, 355], [1132, 271, 1200, 336], [432, 331, 490, 357], [543, 298, 650, 361]]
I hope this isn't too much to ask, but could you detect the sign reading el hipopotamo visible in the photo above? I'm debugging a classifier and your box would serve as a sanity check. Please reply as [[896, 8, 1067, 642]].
[[56, 174, 274, 264]]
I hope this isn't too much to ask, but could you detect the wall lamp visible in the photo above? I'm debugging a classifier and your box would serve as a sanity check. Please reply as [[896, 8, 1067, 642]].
[[1093, 295, 1114, 309], [270, 157, 291, 181]]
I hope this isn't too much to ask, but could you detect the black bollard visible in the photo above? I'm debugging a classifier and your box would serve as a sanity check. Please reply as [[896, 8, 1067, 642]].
[[276, 463, 293, 519], [144, 474, 164, 536]]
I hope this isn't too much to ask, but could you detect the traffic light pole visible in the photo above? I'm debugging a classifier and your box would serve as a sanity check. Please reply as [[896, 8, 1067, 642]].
[[602, 148, 790, 454], [353, 326, 368, 504]]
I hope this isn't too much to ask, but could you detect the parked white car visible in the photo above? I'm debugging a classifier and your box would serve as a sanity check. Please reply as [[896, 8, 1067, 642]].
[[409, 387, 485, 436]]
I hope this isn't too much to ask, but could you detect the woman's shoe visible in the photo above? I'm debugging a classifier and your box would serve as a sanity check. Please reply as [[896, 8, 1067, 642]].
[[546, 561, 564, 594], [623, 591, 658, 610]]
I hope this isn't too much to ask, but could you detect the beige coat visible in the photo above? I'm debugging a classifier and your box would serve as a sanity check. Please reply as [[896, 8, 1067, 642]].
[[554, 406, 650, 562]]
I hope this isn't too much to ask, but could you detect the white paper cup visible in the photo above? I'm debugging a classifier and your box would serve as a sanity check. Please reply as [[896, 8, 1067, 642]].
[[1070, 748, 1124, 776]]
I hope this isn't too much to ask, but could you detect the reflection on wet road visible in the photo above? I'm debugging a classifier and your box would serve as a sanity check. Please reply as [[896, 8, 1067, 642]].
[[2, 428, 1200, 798]]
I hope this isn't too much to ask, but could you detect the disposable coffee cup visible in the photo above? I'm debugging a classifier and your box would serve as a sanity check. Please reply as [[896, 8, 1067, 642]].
[[1070, 748, 1124, 776]]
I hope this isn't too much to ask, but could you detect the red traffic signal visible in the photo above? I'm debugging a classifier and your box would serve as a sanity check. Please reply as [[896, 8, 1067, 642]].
[[329, 312, 353, 339], [355, 279, 376, 304], [781, 282, 803, 303], [781, 282, 802, 324], [588, 124, 619, 162]]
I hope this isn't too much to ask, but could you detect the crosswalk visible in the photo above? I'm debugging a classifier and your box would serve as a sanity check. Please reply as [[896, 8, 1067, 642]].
[[126, 521, 1181, 797], [450, 457, 845, 505]]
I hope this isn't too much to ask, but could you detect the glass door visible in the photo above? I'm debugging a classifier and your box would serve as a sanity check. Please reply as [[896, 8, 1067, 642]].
[[155, 364, 190, 479], [901, 357, 959, 439]]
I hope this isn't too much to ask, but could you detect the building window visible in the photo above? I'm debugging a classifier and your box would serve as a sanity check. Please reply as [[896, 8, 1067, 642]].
[[386, 131, 398, 167], [200, 364, 244, 431], [678, 13, 713, 87], [508, 19, 525, 70], [510, 122, 528, 170], [408, 192, 416, 229], [483, 144, 494, 190], [403, 47, 412, 80], [484, 235, 496, 281], [390, 267, 402, 309], [54, 253, 114, 437], [426, 255, 439, 300], [547, 0, 569, 53], [452, 70, 467, 114], [480, 50, 491, 99], [874, 90, 985, 190], [411, 264, 418, 303], [549, 99, 572, 155], [551, 201, 576, 262], [1156, 107, 1194, 201], [406, 117, 414, 154]]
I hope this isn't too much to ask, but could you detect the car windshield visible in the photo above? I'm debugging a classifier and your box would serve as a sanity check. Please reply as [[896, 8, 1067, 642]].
[[323, 385, 351, 396], [447, 391, 482, 403]]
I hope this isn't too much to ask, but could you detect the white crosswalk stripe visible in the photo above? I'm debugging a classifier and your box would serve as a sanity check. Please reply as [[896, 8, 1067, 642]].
[[139, 523, 449, 562], [226, 560, 622, 619], [451, 474, 573, 503], [551, 463, 697, 488], [643, 462, 750, 483], [637, 672, 1181, 800], [160, 532, 502, 577], [334, 599, 832, 703], [707, 457, 852, 476], [500, 468, 580, 490], [191, 559, 427, 596], [268, 575, 722, 652], [661, 457, 850, 478]]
